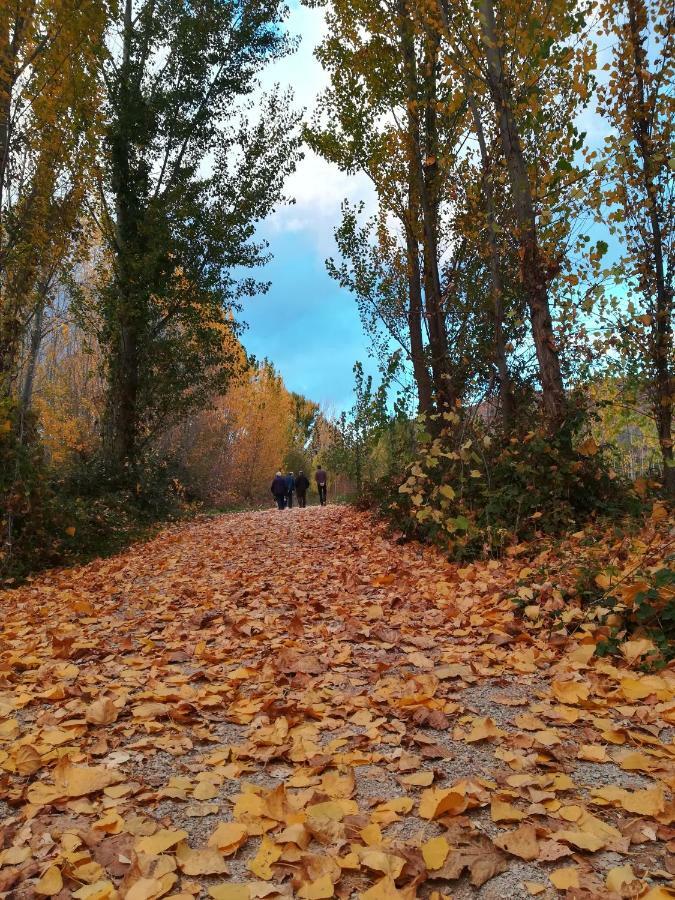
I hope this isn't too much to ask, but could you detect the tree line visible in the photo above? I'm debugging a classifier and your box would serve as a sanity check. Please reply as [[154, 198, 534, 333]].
[[0, 0, 305, 575], [307, 0, 674, 495]]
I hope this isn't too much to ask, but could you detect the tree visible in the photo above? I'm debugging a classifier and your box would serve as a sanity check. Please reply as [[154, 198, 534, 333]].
[[325, 360, 398, 493], [595, 0, 674, 493], [434, 0, 595, 426], [327, 203, 432, 413], [94, 0, 301, 475], [0, 0, 105, 404], [305, 0, 472, 414]]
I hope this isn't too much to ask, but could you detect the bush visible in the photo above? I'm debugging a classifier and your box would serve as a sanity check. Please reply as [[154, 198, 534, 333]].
[[377, 406, 641, 558], [1, 440, 190, 584]]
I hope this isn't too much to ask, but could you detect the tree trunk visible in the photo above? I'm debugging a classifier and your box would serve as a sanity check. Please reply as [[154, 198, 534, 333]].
[[476, 0, 567, 428], [625, 0, 674, 494], [465, 82, 515, 429], [104, 0, 140, 472], [396, 0, 455, 412], [19, 292, 45, 414], [404, 214, 433, 415]]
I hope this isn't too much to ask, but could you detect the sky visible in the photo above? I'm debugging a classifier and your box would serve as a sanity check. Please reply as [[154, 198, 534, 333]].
[[240, 2, 377, 412]]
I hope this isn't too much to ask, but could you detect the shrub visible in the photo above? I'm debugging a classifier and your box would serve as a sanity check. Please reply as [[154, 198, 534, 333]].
[[1, 441, 190, 584], [379, 406, 641, 558]]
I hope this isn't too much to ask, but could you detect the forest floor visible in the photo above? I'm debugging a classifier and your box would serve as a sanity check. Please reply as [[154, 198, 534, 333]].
[[0, 506, 673, 900]]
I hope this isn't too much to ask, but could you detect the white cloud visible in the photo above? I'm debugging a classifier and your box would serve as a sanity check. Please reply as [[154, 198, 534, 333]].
[[258, 1, 377, 256]]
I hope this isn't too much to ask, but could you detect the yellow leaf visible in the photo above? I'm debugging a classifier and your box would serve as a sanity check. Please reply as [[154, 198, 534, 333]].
[[359, 877, 410, 899], [523, 883, 546, 896], [35, 866, 63, 896], [493, 824, 539, 860], [14, 744, 42, 775], [549, 867, 579, 890], [360, 850, 405, 879], [175, 842, 228, 876], [135, 829, 188, 855], [554, 830, 605, 851], [550, 681, 589, 705], [620, 784, 665, 816], [72, 881, 118, 900], [491, 799, 525, 823], [53, 759, 122, 797], [606, 865, 636, 892], [0, 846, 32, 866], [307, 800, 357, 821], [297, 874, 335, 899], [422, 836, 449, 870], [93, 812, 124, 834], [125, 875, 176, 900], [621, 675, 671, 702], [620, 638, 657, 664], [641, 888, 675, 900], [419, 787, 468, 819], [208, 822, 248, 854], [360, 824, 382, 846], [208, 887, 251, 900], [399, 771, 434, 787], [84, 697, 119, 725], [558, 805, 582, 822], [247, 835, 282, 880], [465, 716, 505, 742], [576, 744, 607, 762]]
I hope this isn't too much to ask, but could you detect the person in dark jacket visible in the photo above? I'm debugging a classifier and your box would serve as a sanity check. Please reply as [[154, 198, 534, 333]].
[[295, 470, 310, 507], [271, 471, 287, 509], [315, 466, 327, 505], [285, 472, 296, 508]]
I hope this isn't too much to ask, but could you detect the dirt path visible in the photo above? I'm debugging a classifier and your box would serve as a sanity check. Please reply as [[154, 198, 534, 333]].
[[0, 507, 673, 899]]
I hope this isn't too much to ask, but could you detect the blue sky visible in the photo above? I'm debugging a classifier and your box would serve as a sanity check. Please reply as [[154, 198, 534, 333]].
[[240, 2, 378, 412]]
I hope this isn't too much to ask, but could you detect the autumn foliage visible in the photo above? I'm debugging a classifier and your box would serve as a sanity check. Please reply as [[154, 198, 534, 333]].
[[0, 506, 674, 898]]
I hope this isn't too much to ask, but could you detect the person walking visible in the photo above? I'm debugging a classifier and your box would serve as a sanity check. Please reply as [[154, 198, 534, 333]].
[[271, 471, 287, 509], [285, 471, 296, 509], [295, 470, 309, 507], [315, 465, 327, 506]]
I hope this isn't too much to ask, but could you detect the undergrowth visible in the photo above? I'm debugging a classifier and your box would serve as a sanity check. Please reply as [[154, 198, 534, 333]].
[[371, 405, 642, 559], [1, 422, 192, 585]]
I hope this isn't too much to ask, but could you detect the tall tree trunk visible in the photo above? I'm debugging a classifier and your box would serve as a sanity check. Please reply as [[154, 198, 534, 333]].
[[465, 83, 515, 429], [104, 0, 140, 472], [19, 291, 45, 414], [475, 0, 567, 428], [0, 11, 16, 401], [625, 0, 674, 495], [404, 214, 433, 415], [396, 0, 455, 412]]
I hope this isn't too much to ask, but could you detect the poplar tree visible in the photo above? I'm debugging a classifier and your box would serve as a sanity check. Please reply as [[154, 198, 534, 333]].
[[595, 0, 674, 493], [96, 0, 301, 475]]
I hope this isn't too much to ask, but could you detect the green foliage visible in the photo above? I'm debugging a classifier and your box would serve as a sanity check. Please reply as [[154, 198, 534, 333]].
[[94, 0, 302, 472], [590, 555, 675, 665], [324, 359, 413, 493], [1, 432, 189, 584], [383, 406, 640, 558]]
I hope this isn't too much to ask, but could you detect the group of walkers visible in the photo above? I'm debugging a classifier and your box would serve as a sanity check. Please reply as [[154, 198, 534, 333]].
[[270, 467, 327, 509]]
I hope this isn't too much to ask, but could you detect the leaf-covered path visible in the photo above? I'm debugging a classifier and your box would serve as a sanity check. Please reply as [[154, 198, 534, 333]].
[[0, 507, 673, 899]]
